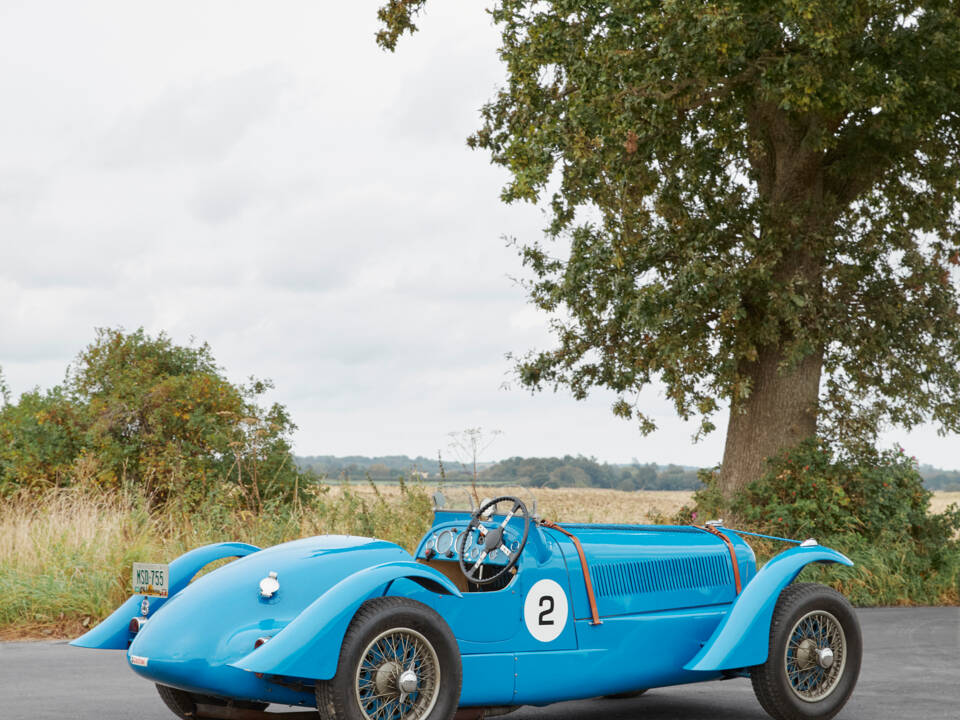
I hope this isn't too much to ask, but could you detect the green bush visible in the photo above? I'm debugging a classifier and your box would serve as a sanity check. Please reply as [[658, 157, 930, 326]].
[[685, 440, 960, 606], [0, 328, 309, 512]]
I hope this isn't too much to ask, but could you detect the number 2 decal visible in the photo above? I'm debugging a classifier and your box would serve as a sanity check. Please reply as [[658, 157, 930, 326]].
[[538, 595, 555, 625], [524, 579, 568, 642]]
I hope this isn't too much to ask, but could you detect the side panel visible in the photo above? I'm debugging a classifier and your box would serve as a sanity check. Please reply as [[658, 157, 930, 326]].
[[459, 654, 516, 706], [513, 607, 727, 704], [683, 546, 853, 672], [230, 561, 461, 680], [70, 542, 260, 650]]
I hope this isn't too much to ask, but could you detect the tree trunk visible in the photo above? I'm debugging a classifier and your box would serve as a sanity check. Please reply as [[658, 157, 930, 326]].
[[719, 344, 822, 497]]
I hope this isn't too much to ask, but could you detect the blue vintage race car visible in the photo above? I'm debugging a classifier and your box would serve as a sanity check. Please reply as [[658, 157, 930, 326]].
[[73, 495, 862, 720]]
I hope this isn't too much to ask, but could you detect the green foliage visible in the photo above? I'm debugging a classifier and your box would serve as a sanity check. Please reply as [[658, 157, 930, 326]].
[[378, 1, 960, 453], [0, 366, 9, 407], [0, 328, 307, 510], [685, 441, 960, 605]]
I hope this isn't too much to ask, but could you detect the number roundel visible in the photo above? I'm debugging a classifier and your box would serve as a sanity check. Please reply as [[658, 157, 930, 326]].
[[523, 579, 568, 642]]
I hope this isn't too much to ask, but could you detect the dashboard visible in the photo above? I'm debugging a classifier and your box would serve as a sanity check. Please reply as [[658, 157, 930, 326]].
[[418, 524, 521, 565]]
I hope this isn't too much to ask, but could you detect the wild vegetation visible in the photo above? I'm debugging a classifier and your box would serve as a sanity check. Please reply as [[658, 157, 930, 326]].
[[683, 441, 960, 606], [0, 328, 308, 512], [0, 481, 431, 640], [1, 329, 958, 641], [380, 1, 960, 498]]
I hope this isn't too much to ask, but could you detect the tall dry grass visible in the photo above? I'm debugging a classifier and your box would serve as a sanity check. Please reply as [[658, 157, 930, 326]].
[[0, 482, 432, 639], [2, 485, 956, 638]]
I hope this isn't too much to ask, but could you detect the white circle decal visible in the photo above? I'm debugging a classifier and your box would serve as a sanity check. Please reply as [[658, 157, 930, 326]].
[[523, 579, 568, 642]]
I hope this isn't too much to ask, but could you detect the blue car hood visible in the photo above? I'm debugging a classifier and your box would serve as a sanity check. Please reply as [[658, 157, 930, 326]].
[[128, 535, 409, 688]]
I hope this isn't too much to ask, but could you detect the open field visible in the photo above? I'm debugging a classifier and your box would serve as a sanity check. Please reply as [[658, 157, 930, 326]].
[[930, 491, 960, 515], [333, 484, 696, 524], [335, 485, 960, 523]]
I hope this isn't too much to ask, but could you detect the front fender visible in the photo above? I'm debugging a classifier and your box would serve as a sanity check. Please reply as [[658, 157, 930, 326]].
[[230, 560, 462, 680], [683, 545, 853, 672], [70, 541, 260, 650]]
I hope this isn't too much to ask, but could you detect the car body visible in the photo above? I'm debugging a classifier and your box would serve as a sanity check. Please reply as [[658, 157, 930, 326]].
[[73, 496, 862, 720]]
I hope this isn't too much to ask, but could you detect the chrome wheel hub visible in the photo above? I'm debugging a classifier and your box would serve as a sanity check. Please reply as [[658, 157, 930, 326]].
[[398, 669, 419, 695], [355, 628, 439, 720], [785, 610, 847, 702]]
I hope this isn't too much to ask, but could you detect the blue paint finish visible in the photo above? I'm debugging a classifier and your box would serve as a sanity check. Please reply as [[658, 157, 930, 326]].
[[125, 537, 412, 702], [230, 560, 461, 680], [549, 526, 741, 620], [73, 508, 860, 713], [459, 653, 516, 706], [683, 545, 853, 672], [514, 606, 730, 706], [71, 542, 260, 650]]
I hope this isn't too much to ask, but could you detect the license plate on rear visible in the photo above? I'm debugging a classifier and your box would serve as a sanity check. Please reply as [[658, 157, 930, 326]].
[[133, 562, 169, 597]]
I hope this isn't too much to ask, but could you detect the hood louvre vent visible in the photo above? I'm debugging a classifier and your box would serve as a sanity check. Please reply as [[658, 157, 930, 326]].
[[593, 554, 733, 597]]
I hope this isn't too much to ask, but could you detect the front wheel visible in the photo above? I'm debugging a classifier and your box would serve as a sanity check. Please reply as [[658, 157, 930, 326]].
[[316, 597, 462, 720], [751, 583, 862, 720]]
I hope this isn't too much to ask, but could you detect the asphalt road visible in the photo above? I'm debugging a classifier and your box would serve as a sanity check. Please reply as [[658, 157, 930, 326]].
[[0, 608, 956, 720]]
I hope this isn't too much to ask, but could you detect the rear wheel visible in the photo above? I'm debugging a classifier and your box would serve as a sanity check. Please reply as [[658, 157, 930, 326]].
[[316, 597, 461, 720], [155, 684, 268, 719], [751, 583, 861, 720]]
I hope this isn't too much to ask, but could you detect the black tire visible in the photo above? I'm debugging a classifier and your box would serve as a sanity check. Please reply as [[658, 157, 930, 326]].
[[155, 684, 268, 719], [316, 597, 462, 720], [751, 583, 862, 720]]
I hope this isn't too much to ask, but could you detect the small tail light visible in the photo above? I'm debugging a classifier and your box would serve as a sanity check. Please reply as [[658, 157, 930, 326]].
[[129, 617, 147, 634], [254, 636, 271, 649]]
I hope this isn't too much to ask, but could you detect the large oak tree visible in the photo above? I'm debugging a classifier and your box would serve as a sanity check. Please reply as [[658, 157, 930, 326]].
[[379, 1, 960, 495]]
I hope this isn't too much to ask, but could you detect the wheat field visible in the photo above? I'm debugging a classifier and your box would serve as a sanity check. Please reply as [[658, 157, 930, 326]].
[[338, 485, 960, 523]]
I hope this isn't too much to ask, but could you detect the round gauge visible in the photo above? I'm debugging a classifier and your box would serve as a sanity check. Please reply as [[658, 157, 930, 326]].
[[425, 535, 437, 551], [435, 529, 456, 555], [510, 540, 520, 553], [466, 544, 479, 561], [489, 547, 500, 561]]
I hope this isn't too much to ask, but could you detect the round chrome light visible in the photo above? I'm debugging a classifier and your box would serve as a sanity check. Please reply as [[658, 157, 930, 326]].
[[259, 571, 280, 599]]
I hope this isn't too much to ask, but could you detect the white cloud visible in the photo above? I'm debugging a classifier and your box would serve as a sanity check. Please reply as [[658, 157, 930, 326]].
[[0, 1, 955, 470]]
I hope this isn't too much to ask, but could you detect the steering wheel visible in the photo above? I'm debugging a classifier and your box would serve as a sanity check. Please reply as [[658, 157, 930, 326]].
[[458, 496, 531, 586]]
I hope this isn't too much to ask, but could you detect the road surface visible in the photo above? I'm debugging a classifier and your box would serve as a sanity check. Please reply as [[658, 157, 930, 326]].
[[0, 608, 956, 719]]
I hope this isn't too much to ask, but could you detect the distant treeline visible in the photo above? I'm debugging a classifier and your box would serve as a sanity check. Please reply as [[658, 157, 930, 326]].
[[918, 465, 960, 491], [295, 454, 960, 492], [295, 454, 702, 490]]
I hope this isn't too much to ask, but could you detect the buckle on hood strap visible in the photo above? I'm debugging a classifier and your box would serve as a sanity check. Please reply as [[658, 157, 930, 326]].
[[540, 519, 602, 625]]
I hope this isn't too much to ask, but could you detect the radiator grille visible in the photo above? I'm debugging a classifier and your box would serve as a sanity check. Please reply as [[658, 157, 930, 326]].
[[592, 554, 732, 597]]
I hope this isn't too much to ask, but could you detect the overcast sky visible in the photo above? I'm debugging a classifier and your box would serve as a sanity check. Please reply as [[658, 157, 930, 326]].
[[1, 2, 957, 468]]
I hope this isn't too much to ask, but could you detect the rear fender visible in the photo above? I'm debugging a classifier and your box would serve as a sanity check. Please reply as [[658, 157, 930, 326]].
[[683, 545, 853, 672], [230, 560, 462, 680], [70, 542, 260, 650]]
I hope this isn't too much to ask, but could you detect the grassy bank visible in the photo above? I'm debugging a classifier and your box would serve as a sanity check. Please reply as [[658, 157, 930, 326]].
[[0, 483, 432, 639], [1, 486, 957, 639]]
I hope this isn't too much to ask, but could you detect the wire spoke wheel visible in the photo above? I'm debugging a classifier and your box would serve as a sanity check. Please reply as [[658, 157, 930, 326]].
[[783, 610, 846, 703], [354, 627, 441, 720]]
